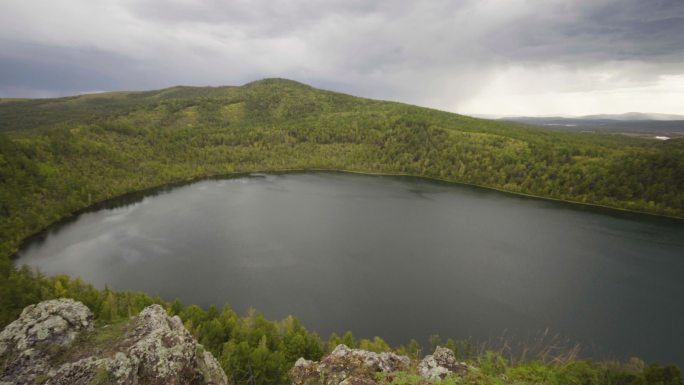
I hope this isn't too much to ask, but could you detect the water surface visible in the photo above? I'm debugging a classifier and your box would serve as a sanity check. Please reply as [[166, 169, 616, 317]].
[[16, 173, 684, 366]]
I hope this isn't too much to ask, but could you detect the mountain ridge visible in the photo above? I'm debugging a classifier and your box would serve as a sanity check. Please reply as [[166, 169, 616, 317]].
[[501, 114, 684, 137], [0, 78, 683, 262], [502, 112, 684, 121]]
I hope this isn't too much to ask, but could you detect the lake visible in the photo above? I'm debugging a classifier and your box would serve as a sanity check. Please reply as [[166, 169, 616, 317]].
[[15, 172, 684, 367]]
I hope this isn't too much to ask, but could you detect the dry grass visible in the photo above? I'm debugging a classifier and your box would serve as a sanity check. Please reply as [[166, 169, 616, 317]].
[[476, 328, 582, 366]]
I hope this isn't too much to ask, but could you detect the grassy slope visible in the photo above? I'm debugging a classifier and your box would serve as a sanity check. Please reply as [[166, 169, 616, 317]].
[[1, 78, 683, 259]]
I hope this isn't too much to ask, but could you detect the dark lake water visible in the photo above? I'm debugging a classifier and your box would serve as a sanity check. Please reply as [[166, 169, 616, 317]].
[[15, 172, 684, 367]]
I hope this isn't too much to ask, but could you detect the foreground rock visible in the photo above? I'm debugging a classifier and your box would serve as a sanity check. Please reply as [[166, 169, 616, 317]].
[[0, 299, 94, 384], [417, 346, 468, 380], [290, 344, 410, 385], [0, 299, 227, 385]]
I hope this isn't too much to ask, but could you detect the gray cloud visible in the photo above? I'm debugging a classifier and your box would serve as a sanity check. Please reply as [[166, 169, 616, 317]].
[[128, 0, 385, 33], [0, 0, 682, 114], [485, 0, 684, 64], [0, 41, 157, 95]]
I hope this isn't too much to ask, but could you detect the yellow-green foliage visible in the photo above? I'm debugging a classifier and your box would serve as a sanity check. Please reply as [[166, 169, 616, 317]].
[[49, 317, 132, 368], [0, 79, 683, 385], [1, 79, 682, 261], [0, 266, 682, 385], [376, 357, 683, 385], [0, 268, 325, 385], [89, 366, 117, 385]]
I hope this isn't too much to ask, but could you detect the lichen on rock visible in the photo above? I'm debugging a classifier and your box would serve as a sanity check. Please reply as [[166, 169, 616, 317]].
[[0, 298, 94, 385], [417, 346, 468, 381], [0, 298, 93, 354], [0, 299, 228, 385], [290, 344, 410, 385]]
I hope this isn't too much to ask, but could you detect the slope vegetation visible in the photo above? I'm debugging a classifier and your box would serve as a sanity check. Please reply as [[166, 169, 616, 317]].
[[1, 78, 683, 383], [2, 78, 683, 259]]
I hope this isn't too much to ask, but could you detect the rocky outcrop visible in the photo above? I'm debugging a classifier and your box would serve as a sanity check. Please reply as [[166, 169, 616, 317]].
[[0, 299, 94, 385], [290, 344, 410, 385], [290, 345, 471, 385], [417, 346, 468, 380], [0, 299, 227, 385]]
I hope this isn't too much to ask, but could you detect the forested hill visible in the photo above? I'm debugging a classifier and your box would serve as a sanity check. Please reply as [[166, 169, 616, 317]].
[[0, 84, 238, 133], [1, 78, 684, 260], [1, 78, 684, 384]]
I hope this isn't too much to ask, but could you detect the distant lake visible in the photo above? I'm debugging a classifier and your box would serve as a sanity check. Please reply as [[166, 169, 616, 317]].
[[15, 173, 684, 367]]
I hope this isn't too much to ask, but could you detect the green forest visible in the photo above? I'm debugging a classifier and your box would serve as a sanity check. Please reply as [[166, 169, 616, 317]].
[[1, 78, 683, 384], [2, 266, 682, 385], [2, 78, 683, 260]]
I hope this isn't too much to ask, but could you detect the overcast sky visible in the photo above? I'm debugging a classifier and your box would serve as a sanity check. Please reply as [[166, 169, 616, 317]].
[[1, 0, 683, 116]]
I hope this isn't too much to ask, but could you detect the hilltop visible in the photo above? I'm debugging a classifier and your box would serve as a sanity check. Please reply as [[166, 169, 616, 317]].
[[0, 79, 317, 133], [1, 78, 683, 260]]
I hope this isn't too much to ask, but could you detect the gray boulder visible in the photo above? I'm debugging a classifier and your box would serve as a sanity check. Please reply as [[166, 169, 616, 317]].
[[0, 298, 94, 385], [0, 300, 227, 385], [417, 346, 468, 380], [290, 344, 409, 385]]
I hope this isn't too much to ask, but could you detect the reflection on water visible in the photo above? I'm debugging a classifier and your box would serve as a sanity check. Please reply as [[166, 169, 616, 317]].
[[15, 172, 684, 367]]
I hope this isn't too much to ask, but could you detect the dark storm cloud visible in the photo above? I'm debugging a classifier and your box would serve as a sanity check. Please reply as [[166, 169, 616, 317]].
[[124, 0, 684, 65], [0, 0, 682, 114], [485, 0, 684, 64], [0, 41, 159, 97]]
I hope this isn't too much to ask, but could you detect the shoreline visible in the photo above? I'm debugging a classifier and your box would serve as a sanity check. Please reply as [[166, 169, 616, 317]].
[[9, 167, 683, 260]]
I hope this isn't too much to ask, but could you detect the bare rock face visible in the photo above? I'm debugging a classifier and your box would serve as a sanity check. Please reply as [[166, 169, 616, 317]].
[[0, 298, 93, 352], [417, 346, 468, 381], [0, 300, 227, 385], [290, 344, 410, 385], [0, 298, 94, 385]]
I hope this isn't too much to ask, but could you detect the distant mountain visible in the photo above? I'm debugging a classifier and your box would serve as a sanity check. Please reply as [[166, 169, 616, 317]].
[[501, 113, 684, 137], [579, 112, 684, 121], [502, 112, 684, 122]]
